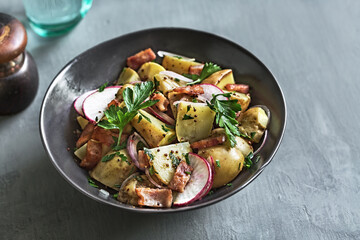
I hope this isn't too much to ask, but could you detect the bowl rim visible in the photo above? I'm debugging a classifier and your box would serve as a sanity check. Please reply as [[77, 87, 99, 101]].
[[39, 27, 287, 213]]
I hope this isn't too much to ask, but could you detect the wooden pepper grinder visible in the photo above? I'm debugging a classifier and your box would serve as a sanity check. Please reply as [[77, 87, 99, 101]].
[[0, 13, 38, 115]]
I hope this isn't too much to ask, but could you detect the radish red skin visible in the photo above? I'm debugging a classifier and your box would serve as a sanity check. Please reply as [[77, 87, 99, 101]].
[[73, 90, 96, 116], [82, 86, 122, 123], [173, 153, 213, 207]]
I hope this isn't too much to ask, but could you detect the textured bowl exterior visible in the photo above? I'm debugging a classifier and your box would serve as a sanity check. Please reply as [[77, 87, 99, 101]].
[[40, 28, 286, 213]]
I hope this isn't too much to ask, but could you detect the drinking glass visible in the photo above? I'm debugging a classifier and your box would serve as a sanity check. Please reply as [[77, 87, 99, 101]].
[[22, 0, 93, 37]]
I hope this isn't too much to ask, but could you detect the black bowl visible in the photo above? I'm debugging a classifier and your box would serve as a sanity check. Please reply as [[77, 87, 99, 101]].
[[40, 27, 286, 213]]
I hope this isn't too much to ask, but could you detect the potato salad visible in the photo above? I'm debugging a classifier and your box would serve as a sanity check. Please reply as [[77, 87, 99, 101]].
[[73, 48, 270, 208]]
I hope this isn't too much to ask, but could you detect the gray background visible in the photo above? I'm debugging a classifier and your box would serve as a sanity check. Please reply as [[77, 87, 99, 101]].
[[1, 0, 359, 239]]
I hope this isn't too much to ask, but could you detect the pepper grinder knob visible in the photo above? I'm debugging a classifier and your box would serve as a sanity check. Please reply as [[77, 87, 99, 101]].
[[0, 13, 39, 115]]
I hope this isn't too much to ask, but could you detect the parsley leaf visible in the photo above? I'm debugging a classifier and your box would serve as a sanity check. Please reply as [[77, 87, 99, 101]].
[[226, 183, 232, 187], [98, 82, 158, 146], [101, 153, 115, 162], [88, 178, 98, 188], [186, 62, 221, 85], [185, 171, 191, 175], [183, 153, 190, 165], [162, 125, 170, 132], [207, 93, 242, 147], [215, 159, 221, 168], [244, 152, 254, 168]]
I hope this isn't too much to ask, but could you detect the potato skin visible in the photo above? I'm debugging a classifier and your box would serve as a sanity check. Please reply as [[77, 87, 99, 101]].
[[117, 67, 141, 85], [238, 107, 269, 143], [117, 175, 154, 205], [154, 73, 186, 95], [138, 62, 165, 81], [89, 149, 136, 190], [226, 91, 251, 113], [161, 55, 201, 74], [199, 145, 244, 188], [202, 69, 235, 89]]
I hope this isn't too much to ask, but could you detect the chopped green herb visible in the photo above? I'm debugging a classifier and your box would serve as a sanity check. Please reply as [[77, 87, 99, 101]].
[[113, 141, 127, 151], [149, 165, 157, 175], [113, 193, 119, 199], [192, 98, 198, 103], [186, 62, 221, 85], [114, 184, 121, 188], [185, 171, 191, 175], [95, 116, 99, 122], [73, 147, 78, 151], [136, 141, 146, 151], [215, 159, 221, 168], [88, 178, 98, 188], [208, 190, 214, 195], [186, 105, 191, 112], [175, 78, 180, 82], [174, 56, 183, 59], [207, 93, 242, 147], [101, 153, 115, 162], [162, 125, 170, 132], [183, 153, 190, 165], [182, 114, 194, 120], [122, 67, 126, 73], [137, 115, 143, 123], [97, 82, 158, 147], [167, 134, 177, 143], [139, 111, 151, 123], [170, 152, 180, 167], [144, 148, 154, 161], [238, 162, 241, 170], [244, 152, 254, 168], [118, 153, 130, 164], [98, 82, 108, 92], [226, 183, 232, 187], [250, 132, 256, 139], [154, 77, 160, 89]]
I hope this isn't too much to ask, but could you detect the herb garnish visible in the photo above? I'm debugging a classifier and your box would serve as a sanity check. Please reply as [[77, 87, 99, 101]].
[[136, 176, 144, 182], [207, 93, 242, 147], [244, 152, 254, 168], [184, 62, 221, 85], [161, 125, 170, 132], [98, 82, 108, 92], [186, 105, 191, 112], [98, 82, 158, 146], [170, 152, 180, 167], [165, 124, 175, 129], [183, 153, 190, 165], [250, 132, 256, 139], [226, 183, 232, 187], [113, 193, 119, 199], [207, 190, 214, 195], [182, 114, 194, 120], [88, 178, 98, 188], [149, 165, 157, 175], [101, 153, 115, 162], [215, 159, 221, 168], [192, 98, 198, 103], [144, 148, 154, 161], [185, 171, 191, 175], [139, 111, 151, 123]]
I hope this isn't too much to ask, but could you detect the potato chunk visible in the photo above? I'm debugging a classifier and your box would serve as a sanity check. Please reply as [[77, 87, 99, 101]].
[[202, 69, 235, 89], [175, 102, 215, 143], [238, 107, 269, 143], [154, 73, 186, 95], [138, 62, 165, 81], [225, 90, 251, 113], [89, 149, 135, 190], [146, 142, 192, 185], [117, 67, 141, 85], [162, 55, 201, 74], [130, 110, 176, 148]]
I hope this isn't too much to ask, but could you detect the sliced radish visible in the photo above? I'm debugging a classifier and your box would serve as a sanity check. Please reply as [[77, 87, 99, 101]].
[[159, 70, 194, 83], [157, 51, 195, 62], [73, 90, 96, 116], [82, 86, 121, 123], [173, 153, 213, 207], [197, 83, 227, 102], [198, 156, 215, 199], [146, 107, 175, 125]]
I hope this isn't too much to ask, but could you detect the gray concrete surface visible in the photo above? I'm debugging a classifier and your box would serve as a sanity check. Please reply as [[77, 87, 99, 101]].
[[1, 0, 359, 239]]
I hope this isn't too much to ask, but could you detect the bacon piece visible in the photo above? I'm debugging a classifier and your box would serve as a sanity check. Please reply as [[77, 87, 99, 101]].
[[135, 188, 173, 208], [150, 92, 169, 112], [138, 150, 150, 169], [76, 123, 95, 148], [91, 126, 115, 146], [189, 64, 204, 75], [80, 140, 102, 170], [190, 135, 226, 150], [107, 99, 121, 108], [173, 85, 204, 96], [168, 161, 194, 193], [126, 48, 156, 70], [225, 84, 250, 94]]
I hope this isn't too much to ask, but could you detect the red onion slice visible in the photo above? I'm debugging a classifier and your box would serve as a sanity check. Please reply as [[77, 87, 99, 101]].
[[197, 84, 228, 102], [146, 107, 175, 125], [145, 168, 165, 189], [159, 71, 194, 83], [120, 172, 140, 191], [127, 132, 149, 171], [157, 51, 195, 62]]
